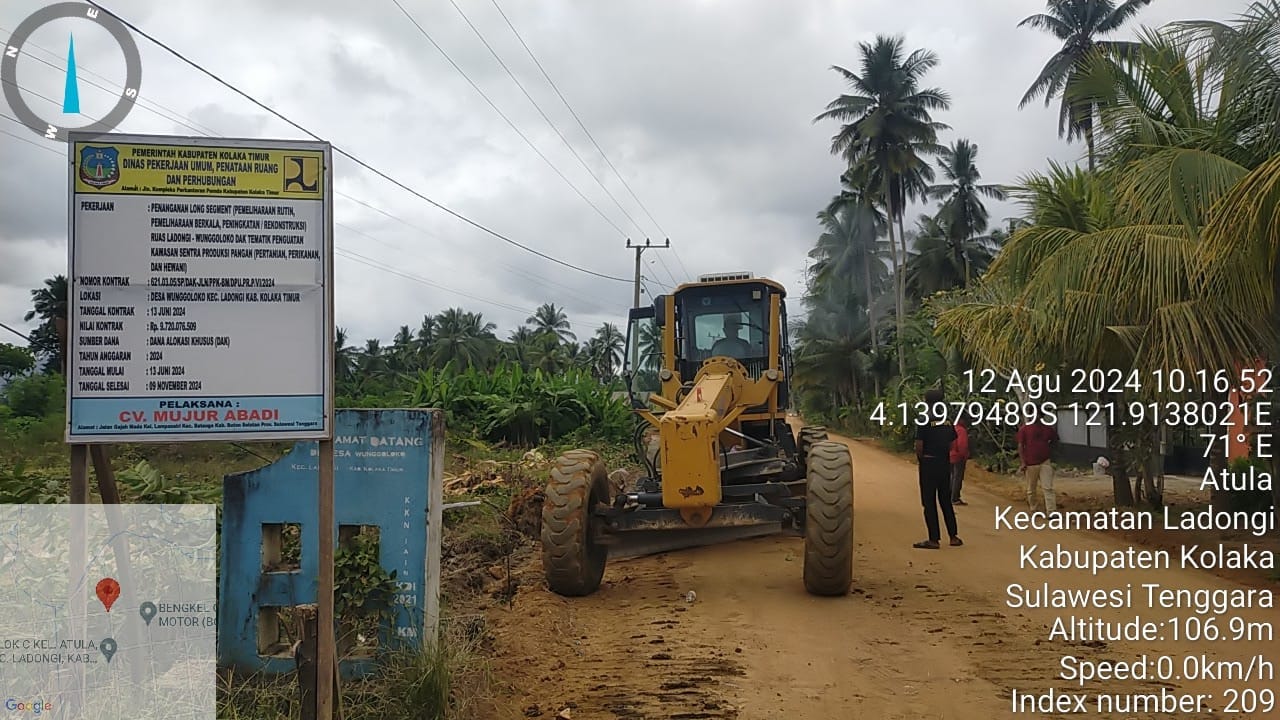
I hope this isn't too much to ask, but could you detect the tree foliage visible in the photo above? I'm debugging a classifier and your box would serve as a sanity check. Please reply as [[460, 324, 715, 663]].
[[802, 2, 1280, 519], [0, 343, 35, 380]]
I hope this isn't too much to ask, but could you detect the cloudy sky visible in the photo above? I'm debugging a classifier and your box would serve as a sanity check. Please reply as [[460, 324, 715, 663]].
[[0, 0, 1255, 348]]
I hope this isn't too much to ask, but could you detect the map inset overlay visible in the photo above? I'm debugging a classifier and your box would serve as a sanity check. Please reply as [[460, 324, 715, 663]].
[[0, 504, 216, 719]]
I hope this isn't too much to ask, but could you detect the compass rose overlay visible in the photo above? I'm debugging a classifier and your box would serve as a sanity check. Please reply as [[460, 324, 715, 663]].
[[1, 2, 142, 142]]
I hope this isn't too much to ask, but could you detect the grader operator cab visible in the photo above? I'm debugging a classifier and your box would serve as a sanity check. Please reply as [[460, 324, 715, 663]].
[[540, 272, 854, 597]]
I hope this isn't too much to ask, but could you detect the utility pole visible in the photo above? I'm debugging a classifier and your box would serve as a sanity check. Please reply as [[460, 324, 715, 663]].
[[627, 238, 671, 308]]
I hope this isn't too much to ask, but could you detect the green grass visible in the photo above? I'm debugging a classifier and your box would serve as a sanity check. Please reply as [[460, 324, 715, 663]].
[[216, 612, 493, 720], [1, 365, 640, 718], [1, 404, 636, 720]]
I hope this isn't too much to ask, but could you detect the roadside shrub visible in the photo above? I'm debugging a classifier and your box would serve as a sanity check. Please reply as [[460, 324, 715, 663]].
[[4, 372, 65, 417], [406, 362, 629, 446], [0, 461, 65, 503]]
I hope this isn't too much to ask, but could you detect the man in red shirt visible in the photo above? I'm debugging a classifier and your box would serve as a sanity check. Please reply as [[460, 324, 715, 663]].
[[1015, 411, 1059, 513], [950, 414, 970, 505]]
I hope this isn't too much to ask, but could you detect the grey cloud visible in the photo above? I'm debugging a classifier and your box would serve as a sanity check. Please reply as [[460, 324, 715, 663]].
[[1, 140, 66, 240], [0, 238, 62, 289], [185, 104, 272, 138], [326, 34, 399, 99], [1, 0, 1255, 348]]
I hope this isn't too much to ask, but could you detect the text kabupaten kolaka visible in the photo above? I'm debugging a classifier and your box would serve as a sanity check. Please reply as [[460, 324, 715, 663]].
[[1017, 542, 1273, 573]]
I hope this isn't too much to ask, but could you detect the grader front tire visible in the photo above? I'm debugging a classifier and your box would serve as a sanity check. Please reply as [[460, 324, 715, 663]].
[[541, 449, 612, 597], [803, 440, 854, 596]]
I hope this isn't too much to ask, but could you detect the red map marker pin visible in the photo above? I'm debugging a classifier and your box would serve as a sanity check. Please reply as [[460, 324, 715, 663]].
[[96, 578, 121, 612]]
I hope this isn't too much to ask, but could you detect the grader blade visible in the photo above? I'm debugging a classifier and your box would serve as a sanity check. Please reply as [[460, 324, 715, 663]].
[[605, 522, 784, 560]]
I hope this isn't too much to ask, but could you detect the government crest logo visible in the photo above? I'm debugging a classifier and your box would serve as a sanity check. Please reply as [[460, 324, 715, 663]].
[[79, 146, 120, 188]]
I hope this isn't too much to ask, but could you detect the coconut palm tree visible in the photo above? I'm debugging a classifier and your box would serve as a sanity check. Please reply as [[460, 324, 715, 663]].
[[414, 315, 437, 367], [353, 339, 390, 388], [334, 327, 358, 386], [527, 333, 567, 374], [505, 326, 538, 369], [814, 34, 951, 376], [389, 325, 416, 373], [25, 275, 67, 372], [792, 290, 877, 411], [928, 139, 1007, 285], [1179, 0, 1280, 531], [592, 323, 625, 380], [932, 79, 1275, 506], [809, 199, 889, 356], [430, 307, 497, 369], [637, 321, 662, 371], [528, 302, 576, 345], [1064, 17, 1273, 240], [904, 214, 1000, 298], [1017, 0, 1154, 169], [1171, 0, 1280, 162]]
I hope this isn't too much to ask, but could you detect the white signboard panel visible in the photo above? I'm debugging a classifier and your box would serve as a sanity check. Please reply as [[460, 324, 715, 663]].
[[66, 133, 333, 443]]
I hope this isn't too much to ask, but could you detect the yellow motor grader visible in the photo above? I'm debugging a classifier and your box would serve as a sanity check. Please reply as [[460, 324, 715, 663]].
[[539, 272, 854, 597]]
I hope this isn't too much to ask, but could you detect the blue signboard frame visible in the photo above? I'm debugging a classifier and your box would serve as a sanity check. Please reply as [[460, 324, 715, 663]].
[[216, 408, 443, 678]]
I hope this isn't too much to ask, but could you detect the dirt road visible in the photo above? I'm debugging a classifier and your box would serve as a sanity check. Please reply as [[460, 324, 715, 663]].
[[481, 431, 1277, 719]]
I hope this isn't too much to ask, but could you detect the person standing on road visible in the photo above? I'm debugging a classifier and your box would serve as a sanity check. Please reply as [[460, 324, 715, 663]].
[[950, 414, 970, 506], [1016, 411, 1059, 513], [913, 388, 962, 549]]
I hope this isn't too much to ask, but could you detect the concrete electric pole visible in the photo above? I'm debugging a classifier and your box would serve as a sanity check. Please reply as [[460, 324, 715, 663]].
[[627, 238, 671, 308]]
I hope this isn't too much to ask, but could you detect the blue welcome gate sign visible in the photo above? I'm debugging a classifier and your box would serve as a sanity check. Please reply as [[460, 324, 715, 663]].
[[217, 408, 444, 678]]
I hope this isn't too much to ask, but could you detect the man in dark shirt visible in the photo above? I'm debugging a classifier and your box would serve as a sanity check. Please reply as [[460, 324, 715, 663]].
[[913, 388, 962, 549]]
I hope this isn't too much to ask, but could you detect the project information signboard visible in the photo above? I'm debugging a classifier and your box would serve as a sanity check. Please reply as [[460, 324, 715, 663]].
[[66, 132, 334, 443]]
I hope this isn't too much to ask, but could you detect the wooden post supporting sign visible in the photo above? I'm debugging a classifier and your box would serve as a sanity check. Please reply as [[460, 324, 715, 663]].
[[317, 438, 336, 720], [62, 132, 337, 720]]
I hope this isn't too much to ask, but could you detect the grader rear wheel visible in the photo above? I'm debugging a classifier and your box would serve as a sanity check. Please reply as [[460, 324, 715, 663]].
[[796, 425, 829, 475], [541, 449, 612, 597], [797, 425, 828, 456], [802, 440, 854, 596]]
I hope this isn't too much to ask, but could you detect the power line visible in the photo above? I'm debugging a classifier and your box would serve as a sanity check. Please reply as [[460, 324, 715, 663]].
[[7, 14, 691, 294], [8, 9, 684, 290], [1, 111, 65, 150], [653, 251, 682, 287], [643, 270, 671, 292], [3, 64, 631, 319], [2, 76, 102, 124], [81, 1, 630, 283], [487, 0, 695, 279], [0, 321, 32, 342], [7, 38, 621, 312], [389, 0, 628, 238], [335, 246, 529, 314], [0, 116, 546, 320], [0, 124, 57, 154], [486, 0, 663, 235], [334, 218, 624, 315], [338, 193, 624, 313], [445, 0, 647, 237], [4, 34, 214, 136]]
